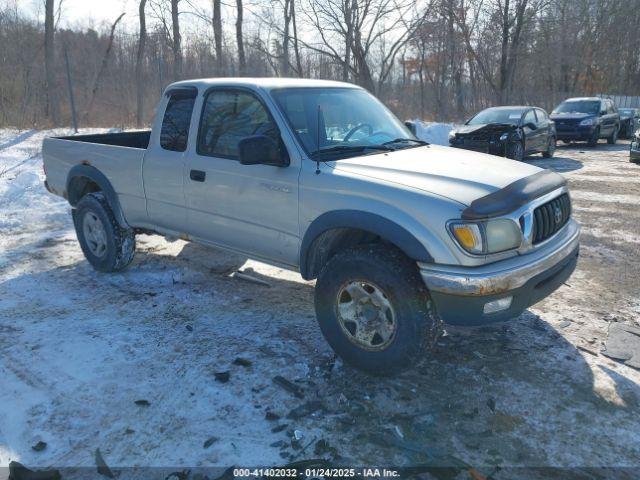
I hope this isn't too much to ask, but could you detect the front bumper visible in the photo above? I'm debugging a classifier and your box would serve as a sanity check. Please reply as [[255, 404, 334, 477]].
[[419, 221, 580, 326], [555, 125, 595, 141], [630, 140, 640, 162]]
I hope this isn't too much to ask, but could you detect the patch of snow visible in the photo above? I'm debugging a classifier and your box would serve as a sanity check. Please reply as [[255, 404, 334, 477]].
[[412, 121, 459, 146]]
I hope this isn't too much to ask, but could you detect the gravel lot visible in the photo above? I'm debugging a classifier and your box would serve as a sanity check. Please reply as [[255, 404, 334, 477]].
[[1, 129, 639, 479]]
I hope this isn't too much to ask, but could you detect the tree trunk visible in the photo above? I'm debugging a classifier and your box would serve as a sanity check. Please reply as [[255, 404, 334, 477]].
[[44, 0, 59, 124], [171, 0, 182, 80], [213, 0, 223, 72], [282, 0, 291, 77], [136, 0, 147, 127], [85, 13, 126, 122], [290, 0, 303, 77], [236, 0, 246, 75], [343, 0, 354, 82]]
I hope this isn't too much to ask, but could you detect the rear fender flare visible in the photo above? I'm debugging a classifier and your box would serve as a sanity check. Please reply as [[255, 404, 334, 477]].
[[66, 164, 129, 228]]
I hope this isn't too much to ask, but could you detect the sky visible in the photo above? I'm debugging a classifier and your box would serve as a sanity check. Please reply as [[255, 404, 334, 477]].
[[17, 0, 220, 29]]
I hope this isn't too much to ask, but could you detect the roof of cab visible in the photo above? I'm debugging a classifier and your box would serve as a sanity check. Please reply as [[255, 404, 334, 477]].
[[166, 77, 361, 91]]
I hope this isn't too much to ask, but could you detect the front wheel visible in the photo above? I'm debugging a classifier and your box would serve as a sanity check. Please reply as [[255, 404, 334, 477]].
[[314, 245, 441, 374], [542, 136, 556, 158], [607, 126, 619, 144], [506, 139, 525, 161], [587, 128, 599, 147], [73, 192, 136, 272]]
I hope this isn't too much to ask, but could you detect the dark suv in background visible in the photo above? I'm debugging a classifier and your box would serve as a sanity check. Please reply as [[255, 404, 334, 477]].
[[550, 97, 619, 147]]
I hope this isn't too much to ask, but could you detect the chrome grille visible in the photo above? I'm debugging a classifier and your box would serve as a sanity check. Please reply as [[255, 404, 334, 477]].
[[531, 193, 571, 244]]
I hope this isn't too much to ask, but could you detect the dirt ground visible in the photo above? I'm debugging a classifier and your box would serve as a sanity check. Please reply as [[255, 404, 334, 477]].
[[1, 130, 639, 479]]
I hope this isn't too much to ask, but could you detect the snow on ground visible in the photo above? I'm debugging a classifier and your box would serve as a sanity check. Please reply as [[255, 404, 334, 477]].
[[413, 121, 458, 145], [1, 128, 640, 478]]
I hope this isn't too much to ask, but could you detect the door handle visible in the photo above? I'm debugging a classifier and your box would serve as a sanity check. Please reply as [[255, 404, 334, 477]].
[[190, 170, 206, 182]]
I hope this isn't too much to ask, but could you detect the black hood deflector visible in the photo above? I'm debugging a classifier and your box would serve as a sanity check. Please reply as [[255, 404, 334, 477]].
[[461, 170, 566, 220]]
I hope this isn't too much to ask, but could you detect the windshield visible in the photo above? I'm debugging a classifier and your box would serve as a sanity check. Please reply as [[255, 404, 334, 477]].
[[466, 108, 525, 125], [553, 100, 600, 115], [271, 87, 413, 157]]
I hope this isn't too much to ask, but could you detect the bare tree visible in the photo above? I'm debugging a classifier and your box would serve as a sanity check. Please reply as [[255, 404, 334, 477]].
[[171, 0, 182, 80], [236, 0, 246, 75], [44, 0, 59, 123], [85, 13, 126, 120], [303, 0, 425, 94], [136, 0, 148, 127], [212, 0, 223, 71]]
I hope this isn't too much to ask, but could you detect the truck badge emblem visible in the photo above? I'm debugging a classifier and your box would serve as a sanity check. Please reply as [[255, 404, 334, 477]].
[[554, 206, 562, 224]]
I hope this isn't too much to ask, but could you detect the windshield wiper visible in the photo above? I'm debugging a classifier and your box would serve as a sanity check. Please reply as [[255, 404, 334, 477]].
[[310, 144, 394, 158], [382, 138, 429, 146]]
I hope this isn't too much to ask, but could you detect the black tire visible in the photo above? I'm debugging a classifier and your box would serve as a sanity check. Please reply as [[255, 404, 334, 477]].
[[587, 128, 599, 147], [506, 139, 525, 161], [607, 126, 618, 144], [314, 245, 441, 375], [542, 136, 556, 158], [73, 192, 136, 272]]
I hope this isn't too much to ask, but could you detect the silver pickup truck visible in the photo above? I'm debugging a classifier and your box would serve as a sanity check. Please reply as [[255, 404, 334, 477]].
[[43, 78, 580, 374]]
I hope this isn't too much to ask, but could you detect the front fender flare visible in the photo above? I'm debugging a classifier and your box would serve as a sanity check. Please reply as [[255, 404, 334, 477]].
[[299, 210, 433, 279], [66, 164, 129, 228]]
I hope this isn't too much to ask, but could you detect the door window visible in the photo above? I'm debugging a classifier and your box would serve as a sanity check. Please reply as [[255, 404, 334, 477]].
[[160, 88, 197, 152], [197, 90, 280, 159], [536, 109, 547, 122], [523, 110, 536, 125]]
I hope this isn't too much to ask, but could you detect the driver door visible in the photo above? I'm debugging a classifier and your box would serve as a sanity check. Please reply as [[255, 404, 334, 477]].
[[522, 109, 543, 153], [184, 88, 301, 266]]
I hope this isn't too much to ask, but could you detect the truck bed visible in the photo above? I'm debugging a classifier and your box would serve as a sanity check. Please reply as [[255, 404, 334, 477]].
[[54, 130, 151, 149], [42, 131, 150, 226]]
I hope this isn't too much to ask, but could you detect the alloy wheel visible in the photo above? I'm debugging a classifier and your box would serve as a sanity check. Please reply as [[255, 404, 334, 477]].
[[336, 280, 397, 351]]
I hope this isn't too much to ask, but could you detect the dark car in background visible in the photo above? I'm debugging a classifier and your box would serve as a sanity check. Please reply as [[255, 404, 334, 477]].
[[448, 106, 556, 161], [618, 107, 640, 138], [550, 97, 619, 146], [631, 129, 640, 163]]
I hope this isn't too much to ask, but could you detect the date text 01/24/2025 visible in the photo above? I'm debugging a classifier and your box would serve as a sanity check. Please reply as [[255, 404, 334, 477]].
[[232, 467, 401, 477]]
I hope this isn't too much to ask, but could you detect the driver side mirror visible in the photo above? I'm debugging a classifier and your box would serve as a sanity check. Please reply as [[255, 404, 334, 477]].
[[600, 110, 607, 116], [404, 121, 417, 136], [239, 135, 289, 167], [524, 122, 537, 130]]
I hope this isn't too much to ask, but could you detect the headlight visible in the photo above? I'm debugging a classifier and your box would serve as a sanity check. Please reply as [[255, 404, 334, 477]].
[[448, 131, 457, 141], [499, 133, 510, 141], [450, 219, 522, 254], [579, 118, 594, 126]]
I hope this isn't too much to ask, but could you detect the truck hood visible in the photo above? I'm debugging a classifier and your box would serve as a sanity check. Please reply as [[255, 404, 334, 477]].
[[329, 145, 543, 207]]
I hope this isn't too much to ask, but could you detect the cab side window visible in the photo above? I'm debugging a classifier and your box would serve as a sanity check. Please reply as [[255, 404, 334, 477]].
[[160, 88, 197, 152], [197, 90, 280, 159]]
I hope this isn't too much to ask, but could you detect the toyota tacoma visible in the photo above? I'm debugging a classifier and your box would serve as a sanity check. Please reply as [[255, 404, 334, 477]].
[[42, 78, 580, 374]]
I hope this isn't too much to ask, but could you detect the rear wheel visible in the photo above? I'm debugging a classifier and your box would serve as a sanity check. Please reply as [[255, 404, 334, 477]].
[[542, 136, 556, 158], [314, 245, 441, 374], [607, 126, 619, 144], [73, 192, 136, 272]]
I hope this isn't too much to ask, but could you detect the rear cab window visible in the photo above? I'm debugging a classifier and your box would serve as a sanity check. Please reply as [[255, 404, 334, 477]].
[[160, 87, 197, 152]]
